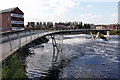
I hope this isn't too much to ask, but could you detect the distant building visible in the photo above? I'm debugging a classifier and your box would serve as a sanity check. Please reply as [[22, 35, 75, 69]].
[[91, 24, 120, 30], [91, 25, 106, 30], [0, 7, 24, 32], [109, 24, 120, 30]]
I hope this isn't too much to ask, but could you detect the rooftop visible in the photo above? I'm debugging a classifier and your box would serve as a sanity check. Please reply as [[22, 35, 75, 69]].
[[0, 7, 18, 14]]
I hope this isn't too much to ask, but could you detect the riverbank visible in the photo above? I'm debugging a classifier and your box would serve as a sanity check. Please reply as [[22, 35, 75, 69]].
[[99, 30, 120, 40], [109, 30, 120, 35], [2, 36, 49, 79], [2, 43, 31, 79], [2, 52, 27, 79]]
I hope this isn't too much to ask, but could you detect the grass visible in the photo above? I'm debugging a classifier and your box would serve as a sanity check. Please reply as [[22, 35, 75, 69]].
[[2, 52, 27, 79], [109, 30, 120, 35], [98, 33, 107, 40], [99, 33, 105, 38]]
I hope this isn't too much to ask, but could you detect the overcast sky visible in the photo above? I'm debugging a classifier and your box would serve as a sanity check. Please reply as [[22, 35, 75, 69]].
[[0, 0, 119, 25]]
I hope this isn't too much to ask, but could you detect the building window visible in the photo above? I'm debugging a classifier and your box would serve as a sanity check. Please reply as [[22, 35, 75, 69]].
[[7, 16, 9, 21]]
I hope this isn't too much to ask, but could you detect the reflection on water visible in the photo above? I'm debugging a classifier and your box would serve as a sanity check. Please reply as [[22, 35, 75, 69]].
[[25, 34, 119, 79]]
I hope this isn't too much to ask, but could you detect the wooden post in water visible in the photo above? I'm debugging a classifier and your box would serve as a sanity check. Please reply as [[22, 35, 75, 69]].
[[60, 35, 63, 59], [95, 32, 100, 39], [90, 32, 94, 40], [106, 31, 109, 40], [61, 35, 63, 53]]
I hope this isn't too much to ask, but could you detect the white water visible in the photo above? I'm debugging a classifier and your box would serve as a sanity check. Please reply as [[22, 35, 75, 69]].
[[25, 34, 119, 79]]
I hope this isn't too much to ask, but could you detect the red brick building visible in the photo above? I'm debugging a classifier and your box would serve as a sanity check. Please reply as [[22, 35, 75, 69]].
[[109, 24, 120, 30], [91, 24, 120, 30], [0, 7, 24, 32]]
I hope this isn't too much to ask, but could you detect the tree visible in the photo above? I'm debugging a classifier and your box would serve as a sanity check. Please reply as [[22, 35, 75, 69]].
[[83, 23, 91, 29], [36, 25, 42, 29], [31, 22, 35, 27], [43, 22, 46, 26], [28, 22, 31, 26], [36, 22, 39, 25], [47, 22, 53, 28], [39, 22, 42, 26], [77, 22, 83, 29], [87, 24, 91, 30]]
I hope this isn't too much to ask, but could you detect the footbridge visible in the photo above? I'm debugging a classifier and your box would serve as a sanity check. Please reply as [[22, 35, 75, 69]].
[[0, 29, 111, 62]]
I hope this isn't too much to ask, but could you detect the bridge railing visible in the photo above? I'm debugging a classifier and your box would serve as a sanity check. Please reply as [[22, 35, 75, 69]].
[[0, 30, 50, 62]]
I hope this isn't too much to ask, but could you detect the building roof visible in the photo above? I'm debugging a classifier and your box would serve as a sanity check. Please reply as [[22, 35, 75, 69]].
[[0, 7, 18, 14]]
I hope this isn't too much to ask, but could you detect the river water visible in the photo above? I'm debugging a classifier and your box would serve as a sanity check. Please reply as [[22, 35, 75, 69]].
[[25, 34, 120, 79]]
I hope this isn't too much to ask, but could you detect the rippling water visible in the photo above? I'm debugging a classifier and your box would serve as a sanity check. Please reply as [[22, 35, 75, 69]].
[[25, 34, 119, 79]]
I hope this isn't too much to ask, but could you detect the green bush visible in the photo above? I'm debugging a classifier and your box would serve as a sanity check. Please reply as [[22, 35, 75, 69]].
[[110, 30, 120, 35], [2, 53, 27, 79]]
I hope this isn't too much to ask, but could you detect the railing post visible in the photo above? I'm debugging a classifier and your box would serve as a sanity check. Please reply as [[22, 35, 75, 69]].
[[29, 31, 32, 41], [37, 32, 39, 38], [7, 35, 12, 51], [25, 31, 27, 43], [36, 33, 37, 39], [17, 33, 21, 48]]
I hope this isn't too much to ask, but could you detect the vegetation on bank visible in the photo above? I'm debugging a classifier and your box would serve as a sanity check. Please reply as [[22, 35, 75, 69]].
[[1, 43, 32, 79], [2, 52, 27, 79], [109, 30, 120, 35], [98, 33, 107, 40]]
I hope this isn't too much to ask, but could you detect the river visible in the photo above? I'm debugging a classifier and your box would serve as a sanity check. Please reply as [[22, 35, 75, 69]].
[[25, 34, 120, 79]]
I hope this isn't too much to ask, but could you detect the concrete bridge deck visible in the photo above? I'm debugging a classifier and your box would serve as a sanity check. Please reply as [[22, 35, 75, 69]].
[[0, 29, 111, 62]]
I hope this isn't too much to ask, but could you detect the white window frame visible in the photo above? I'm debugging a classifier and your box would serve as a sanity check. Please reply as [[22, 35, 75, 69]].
[[11, 20, 24, 24], [11, 13, 24, 18]]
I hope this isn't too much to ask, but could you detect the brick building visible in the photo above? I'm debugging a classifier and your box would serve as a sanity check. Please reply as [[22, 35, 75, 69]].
[[91, 24, 120, 30], [0, 7, 24, 32], [109, 24, 120, 30]]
